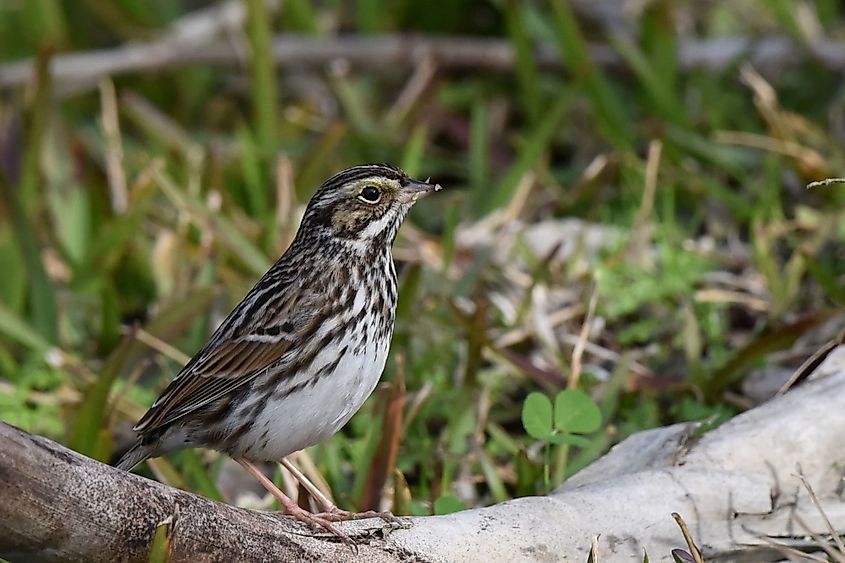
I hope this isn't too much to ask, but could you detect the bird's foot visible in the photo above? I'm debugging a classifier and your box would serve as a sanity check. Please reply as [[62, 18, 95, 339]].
[[283, 503, 357, 546], [236, 458, 356, 546], [316, 507, 405, 526]]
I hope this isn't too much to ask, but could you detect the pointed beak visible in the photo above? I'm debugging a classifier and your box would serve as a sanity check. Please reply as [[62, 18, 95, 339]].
[[399, 177, 443, 202]]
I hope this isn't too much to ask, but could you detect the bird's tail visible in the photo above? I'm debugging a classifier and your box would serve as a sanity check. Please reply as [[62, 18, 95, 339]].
[[114, 440, 155, 471]]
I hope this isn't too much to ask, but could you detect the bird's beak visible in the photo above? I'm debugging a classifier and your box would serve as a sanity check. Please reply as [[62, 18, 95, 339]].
[[399, 177, 443, 202]]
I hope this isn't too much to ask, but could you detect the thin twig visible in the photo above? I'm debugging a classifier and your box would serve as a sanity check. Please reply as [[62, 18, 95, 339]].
[[131, 327, 191, 365], [98, 79, 128, 213], [2, 34, 842, 95], [794, 467, 845, 555], [633, 139, 662, 230], [807, 178, 845, 189], [569, 277, 599, 390], [672, 512, 705, 563], [794, 514, 845, 563]]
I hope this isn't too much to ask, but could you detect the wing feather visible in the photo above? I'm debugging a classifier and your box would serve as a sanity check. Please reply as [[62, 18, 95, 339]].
[[133, 282, 325, 434]]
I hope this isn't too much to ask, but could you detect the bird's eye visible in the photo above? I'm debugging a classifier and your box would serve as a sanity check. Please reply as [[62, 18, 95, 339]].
[[358, 186, 381, 204]]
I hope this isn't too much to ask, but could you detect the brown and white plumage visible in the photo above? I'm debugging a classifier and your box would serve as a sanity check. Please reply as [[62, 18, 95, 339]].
[[116, 164, 440, 473]]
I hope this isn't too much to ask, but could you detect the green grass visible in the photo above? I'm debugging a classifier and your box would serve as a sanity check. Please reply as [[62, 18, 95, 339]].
[[1, 0, 844, 523]]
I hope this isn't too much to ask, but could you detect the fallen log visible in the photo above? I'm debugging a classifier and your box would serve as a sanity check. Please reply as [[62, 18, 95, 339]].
[[2, 347, 845, 562]]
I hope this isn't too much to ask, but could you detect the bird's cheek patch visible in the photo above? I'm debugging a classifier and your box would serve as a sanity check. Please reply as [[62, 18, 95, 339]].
[[331, 206, 371, 238]]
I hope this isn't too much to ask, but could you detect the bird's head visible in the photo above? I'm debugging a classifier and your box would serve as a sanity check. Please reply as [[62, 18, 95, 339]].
[[299, 164, 441, 247]]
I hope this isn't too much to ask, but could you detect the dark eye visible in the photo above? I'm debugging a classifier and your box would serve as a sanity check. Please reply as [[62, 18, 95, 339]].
[[358, 186, 381, 203]]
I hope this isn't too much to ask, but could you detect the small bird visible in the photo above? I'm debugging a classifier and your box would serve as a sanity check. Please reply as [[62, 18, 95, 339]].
[[116, 164, 441, 540]]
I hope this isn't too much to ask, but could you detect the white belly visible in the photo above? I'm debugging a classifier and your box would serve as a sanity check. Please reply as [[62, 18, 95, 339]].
[[232, 325, 390, 461]]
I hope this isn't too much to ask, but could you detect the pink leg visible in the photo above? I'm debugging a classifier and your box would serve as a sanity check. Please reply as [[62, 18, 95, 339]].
[[279, 458, 401, 524], [236, 458, 354, 544]]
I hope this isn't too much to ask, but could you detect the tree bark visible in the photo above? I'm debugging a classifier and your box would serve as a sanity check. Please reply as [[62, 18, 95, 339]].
[[3, 347, 845, 562]]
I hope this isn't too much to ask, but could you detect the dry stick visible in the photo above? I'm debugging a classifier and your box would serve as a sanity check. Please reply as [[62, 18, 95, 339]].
[[795, 467, 845, 555], [132, 327, 191, 365], [289, 451, 335, 505], [275, 155, 296, 247], [715, 130, 822, 162], [385, 56, 437, 128], [559, 333, 652, 377], [2, 35, 843, 94], [794, 514, 845, 563], [693, 288, 769, 312], [755, 534, 830, 563], [807, 178, 845, 189], [568, 277, 599, 390], [588, 535, 600, 562], [280, 458, 335, 511], [672, 512, 705, 563], [777, 336, 844, 396], [633, 139, 662, 230], [98, 79, 128, 214]]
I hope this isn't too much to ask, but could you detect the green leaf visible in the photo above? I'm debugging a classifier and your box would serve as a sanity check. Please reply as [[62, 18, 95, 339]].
[[554, 389, 602, 434], [547, 433, 591, 448], [181, 450, 223, 501], [433, 495, 465, 515], [522, 392, 553, 439], [148, 517, 174, 563]]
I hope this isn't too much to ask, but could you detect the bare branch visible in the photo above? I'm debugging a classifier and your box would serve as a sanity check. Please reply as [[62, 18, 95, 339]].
[[1, 34, 842, 96]]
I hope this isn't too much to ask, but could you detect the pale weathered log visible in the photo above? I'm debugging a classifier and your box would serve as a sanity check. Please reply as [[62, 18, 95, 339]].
[[0, 422, 414, 562], [2, 348, 845, 562]]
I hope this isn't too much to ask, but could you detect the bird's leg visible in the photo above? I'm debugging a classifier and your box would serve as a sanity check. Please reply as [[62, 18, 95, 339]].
[[236, 458, 354, 545], [279, 457, 402, 525]]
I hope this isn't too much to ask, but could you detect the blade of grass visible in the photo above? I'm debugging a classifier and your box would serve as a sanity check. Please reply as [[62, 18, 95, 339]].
[[282, 0, 318, 33], [0, 300, 53, 354], [468, 100, 489, 201], [479, 94, 568, 215], [400, 123, 427, 177], [610, 33, 687, 127], [329, 74, 378, 139], [148, 515, 174, 563], [180, 450, 223, 501], [245, 0, 278, 155], [26, 0, 67, 51], [351, 394, 387, 508], [477, 447, 509, 503], [702, 309, 840, 397], [505, 0, 540, 123], [3, 47, 58, 344], [153, 168, 270, 276], [549, 0, 633, 149], [68, 332, 136, 459], [359, 374, 405, 511], [236, 124, 268, 217]]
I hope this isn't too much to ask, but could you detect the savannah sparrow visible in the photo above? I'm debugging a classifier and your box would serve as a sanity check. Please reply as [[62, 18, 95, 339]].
[[116, 164, 441, 541]]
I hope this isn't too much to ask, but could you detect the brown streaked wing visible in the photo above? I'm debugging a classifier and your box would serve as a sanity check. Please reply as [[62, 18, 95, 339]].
[[132, 335, 295, 433], [133, 286, 328, 434]]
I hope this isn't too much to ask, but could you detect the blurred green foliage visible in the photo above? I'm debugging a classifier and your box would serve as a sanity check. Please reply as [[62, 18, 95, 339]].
[[1, 0, 844, 518]]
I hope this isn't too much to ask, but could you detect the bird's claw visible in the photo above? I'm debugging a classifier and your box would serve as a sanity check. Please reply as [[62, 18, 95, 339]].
[[314, 508, 409, 532]]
